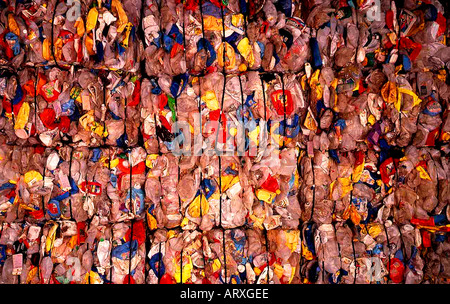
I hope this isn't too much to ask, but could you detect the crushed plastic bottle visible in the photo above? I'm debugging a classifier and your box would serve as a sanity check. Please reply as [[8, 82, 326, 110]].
[[0, 0, 449, 285]]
